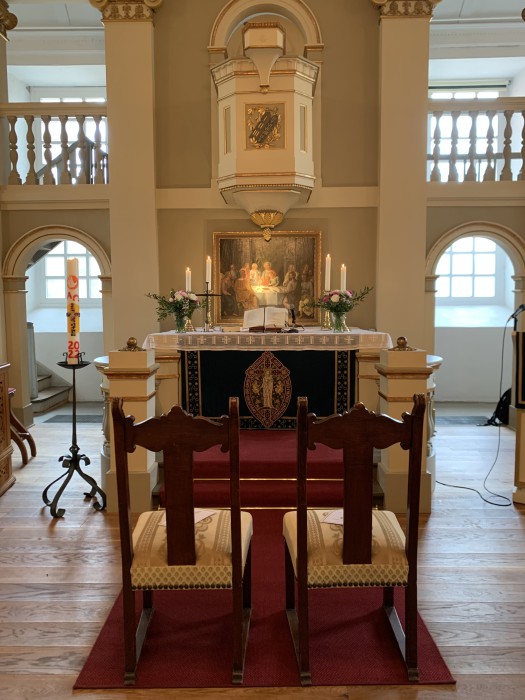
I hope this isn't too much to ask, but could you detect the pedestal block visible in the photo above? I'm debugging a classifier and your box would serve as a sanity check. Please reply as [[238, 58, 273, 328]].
[[375, 337, 434, 513], [104, 345, 159, 512]]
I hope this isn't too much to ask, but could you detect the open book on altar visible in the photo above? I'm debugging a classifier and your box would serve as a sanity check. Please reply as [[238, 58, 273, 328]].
[[243, 306, 288, 332]]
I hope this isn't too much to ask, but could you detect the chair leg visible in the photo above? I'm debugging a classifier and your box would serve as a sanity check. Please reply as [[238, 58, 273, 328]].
[[383, 585, 419, 682], [10, 427, 28, 465], [284, 544, 311, 686], [122, 588, 155, 685], [232, 545, 252, 684], [405, 584, 419, 681], [122, 585, 137, 685]]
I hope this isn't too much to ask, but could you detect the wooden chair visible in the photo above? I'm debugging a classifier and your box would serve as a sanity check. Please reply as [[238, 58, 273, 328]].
[[8, 388, 37, 465], [283, 394, 426, 685], [111, 396, 252, 685]]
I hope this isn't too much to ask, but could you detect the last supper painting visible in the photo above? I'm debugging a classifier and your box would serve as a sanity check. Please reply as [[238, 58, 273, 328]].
[[213, 231, 322, 325]]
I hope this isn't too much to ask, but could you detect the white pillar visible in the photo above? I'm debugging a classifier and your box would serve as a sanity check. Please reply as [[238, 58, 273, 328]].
[[0, 1, 18, 362], [372, 1, 439, 349], [90, 0, 163, 346], [2, 276, 33, 425]]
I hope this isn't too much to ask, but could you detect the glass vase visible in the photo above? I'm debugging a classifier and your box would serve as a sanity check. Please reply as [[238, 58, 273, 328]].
[[331, 311, 349, 333], [173, 312, 187, 333]]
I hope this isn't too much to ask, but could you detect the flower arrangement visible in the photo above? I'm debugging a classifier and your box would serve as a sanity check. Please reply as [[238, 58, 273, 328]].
[[146, 289, 200, 321], [315, 286, 373, 313]]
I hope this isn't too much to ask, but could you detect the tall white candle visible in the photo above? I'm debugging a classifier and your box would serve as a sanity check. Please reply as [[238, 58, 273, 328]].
[[340, 264, 346, 291], [205, 256, 212, 285], [325, 254, 331, 290], [186, 267, 191, 291], [66, 258, 80, 365]]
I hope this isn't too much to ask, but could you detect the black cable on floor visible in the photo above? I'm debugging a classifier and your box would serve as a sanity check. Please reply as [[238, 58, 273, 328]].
[[435, 320, 512, 507]]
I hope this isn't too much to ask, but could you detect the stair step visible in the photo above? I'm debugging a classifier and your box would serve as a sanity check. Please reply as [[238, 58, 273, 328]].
[[37, 374, 52, 391], [32, 386, 71, 415]]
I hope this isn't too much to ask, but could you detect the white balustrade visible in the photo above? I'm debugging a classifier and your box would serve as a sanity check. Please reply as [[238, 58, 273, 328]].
[[0, 102, 108, 186], [428, 97, 525, 183]]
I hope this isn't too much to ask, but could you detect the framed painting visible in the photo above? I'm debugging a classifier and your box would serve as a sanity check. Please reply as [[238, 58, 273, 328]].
[[212, 230, 322, 326]]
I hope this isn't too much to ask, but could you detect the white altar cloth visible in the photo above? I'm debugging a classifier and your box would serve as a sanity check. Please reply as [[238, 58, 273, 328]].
[[142, 327, 392, 352]]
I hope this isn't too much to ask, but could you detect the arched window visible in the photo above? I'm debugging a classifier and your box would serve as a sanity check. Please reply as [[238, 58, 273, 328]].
[[435, 235, 513, 327]]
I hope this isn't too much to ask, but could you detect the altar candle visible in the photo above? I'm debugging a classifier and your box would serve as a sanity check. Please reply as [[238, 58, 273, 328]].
[[66, 257, 80, 365], [186, 267, 191, 291], [205, 256, 212, 285], [325, 254, 331, 290], [340, 264, 346, 291]]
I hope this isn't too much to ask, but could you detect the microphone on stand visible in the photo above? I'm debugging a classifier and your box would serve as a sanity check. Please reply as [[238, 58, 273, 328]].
[[510, 304, 525, 320]]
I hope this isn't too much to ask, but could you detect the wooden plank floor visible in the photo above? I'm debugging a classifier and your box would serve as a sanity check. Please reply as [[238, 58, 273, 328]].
[[0, 416, 524, 699]]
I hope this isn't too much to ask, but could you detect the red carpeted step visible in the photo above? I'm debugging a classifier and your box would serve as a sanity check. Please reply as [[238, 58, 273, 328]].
[[158, 430, 382, 509], [193, 430, 343, 479]]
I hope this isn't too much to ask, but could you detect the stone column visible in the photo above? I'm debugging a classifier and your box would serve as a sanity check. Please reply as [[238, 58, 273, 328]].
[[0, 2, 18, 363], [89, 0, 163, 346], [2, 275, 32, 425], [104, 338, 159, 512], [375, 336, 434, 513], [371, 0, 441, 349]]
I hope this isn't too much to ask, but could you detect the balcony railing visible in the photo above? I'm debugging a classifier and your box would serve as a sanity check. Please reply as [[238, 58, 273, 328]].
[[1, 99, 524, 188], [427, 97, 525, 183], [0, 103, 108, 185]]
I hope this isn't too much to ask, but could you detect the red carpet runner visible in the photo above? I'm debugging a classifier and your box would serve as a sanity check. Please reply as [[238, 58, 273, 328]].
[[75, 510, 455, 688]]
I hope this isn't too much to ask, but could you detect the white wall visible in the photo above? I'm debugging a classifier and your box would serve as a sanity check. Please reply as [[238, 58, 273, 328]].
[[435, 327, 513, 403]]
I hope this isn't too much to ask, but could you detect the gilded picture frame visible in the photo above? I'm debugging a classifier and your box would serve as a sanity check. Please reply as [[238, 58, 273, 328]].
[[213, 230, 322, 326]]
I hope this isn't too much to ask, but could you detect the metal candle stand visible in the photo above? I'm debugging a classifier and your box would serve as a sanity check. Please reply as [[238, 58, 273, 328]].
[[42, 353, 107, 518]]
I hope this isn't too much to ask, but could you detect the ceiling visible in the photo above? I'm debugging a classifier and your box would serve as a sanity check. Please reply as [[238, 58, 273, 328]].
[[5, 0, 525, 89]]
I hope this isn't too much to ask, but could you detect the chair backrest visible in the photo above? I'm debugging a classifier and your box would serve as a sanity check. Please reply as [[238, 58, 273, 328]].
[[111, 397, 240, 567], [296, 394, 426, 566]]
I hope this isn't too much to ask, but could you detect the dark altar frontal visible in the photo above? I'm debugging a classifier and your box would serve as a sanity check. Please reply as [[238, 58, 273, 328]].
[[182, 349, 355, 429]]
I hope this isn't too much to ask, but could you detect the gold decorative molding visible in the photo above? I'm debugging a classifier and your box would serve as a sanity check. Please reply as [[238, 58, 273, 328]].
[[89, 0, 163, 22], [370, 0, 442, 18], [250, 210, 285, 241], [0, 1, 17, 41]]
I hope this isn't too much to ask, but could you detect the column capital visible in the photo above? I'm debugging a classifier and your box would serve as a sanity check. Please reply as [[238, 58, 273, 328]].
[[89, 0, 163, 22], [0, 1, 17, 41], [370, 0, 441, 18]]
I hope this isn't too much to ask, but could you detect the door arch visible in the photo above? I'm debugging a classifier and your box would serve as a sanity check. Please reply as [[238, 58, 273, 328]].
[[2, 225, 113, 423], [426, 221, 525, 354], [425, 220, 525, 403]]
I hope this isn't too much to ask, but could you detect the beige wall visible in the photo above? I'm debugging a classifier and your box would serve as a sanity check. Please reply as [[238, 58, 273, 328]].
[[1, 210, 110, 259], [426, 207, 525, 255], [308, 0, 379, 186]]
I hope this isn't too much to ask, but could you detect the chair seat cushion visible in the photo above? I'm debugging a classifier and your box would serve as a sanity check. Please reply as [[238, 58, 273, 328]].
[[131, 509, 253, 590], [283, 509, 408, 588]]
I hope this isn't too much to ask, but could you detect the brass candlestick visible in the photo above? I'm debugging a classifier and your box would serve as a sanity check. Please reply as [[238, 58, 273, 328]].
[[322, 290, 332, 329], [198, 283, 220, 332]]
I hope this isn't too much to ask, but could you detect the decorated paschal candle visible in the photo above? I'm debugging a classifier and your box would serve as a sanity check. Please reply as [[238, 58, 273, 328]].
[[66, 258, 80, 364]]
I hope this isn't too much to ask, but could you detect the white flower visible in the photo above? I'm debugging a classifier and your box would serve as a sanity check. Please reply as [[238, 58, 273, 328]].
[[331, 293, 340, 303], [188, 293, 198, 301], [174, 292, 184, 301]]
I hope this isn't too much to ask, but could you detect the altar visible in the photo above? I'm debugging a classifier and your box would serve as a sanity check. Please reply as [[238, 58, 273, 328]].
[[143, 328, 392, 429]]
